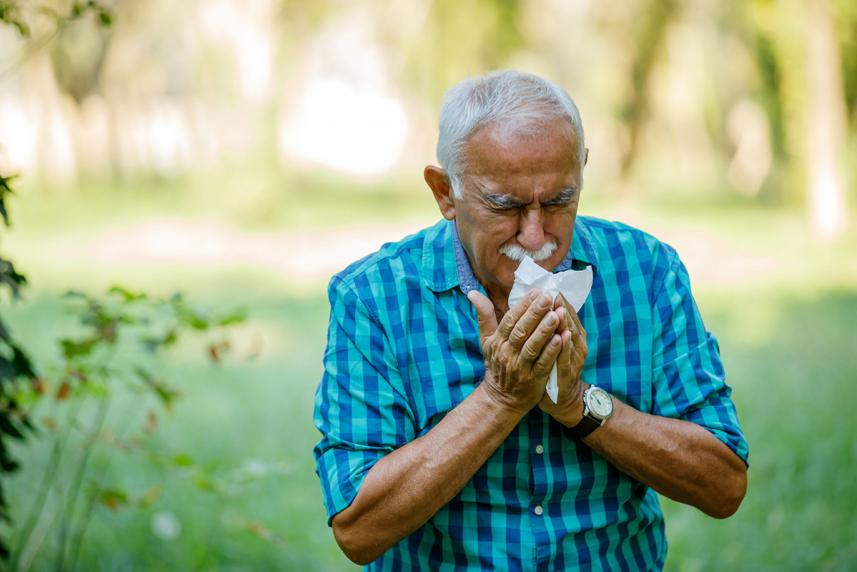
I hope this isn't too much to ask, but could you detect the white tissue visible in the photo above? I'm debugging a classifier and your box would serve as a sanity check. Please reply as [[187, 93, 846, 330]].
[[508, 256, 593, 403]]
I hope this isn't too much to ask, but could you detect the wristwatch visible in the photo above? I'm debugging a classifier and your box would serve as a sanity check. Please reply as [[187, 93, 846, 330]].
[[563, 385, 614, 439]]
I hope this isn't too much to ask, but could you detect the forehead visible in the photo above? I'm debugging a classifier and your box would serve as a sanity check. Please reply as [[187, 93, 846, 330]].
[[461, 120, 581, 182]]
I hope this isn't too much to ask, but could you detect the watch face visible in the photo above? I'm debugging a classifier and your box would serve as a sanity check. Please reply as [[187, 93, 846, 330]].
[[588, 388, 613, 418]]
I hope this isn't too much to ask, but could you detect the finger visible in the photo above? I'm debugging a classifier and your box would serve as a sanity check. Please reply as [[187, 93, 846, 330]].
[[554, 306, 569, 334], [554, 294, 573, 332], [496, 289, 541, 340], [568, 307, 586, 345], [507, 293, 554, 349], [556, 329, 573, 382], [556, 294, 584, 340], [518, 309, 559, 362], [571, 331, 588, 365], [467, 290, 498, 342], [532, 333, 562, 378]]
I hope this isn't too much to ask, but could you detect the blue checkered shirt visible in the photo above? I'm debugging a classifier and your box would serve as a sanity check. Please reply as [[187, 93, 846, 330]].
[[314, 217, 748, 571]]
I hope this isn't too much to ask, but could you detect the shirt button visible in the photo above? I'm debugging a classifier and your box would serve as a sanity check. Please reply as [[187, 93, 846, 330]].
[[535, 444, 544, 455], [534, 505, 544, 516]]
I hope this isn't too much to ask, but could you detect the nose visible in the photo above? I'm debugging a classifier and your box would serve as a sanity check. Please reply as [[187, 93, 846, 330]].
[[516, 208, 546, 251]]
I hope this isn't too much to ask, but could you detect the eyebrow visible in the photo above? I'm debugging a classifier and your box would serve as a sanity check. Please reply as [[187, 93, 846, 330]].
[[481, 187, 578, 209], [541, 187, 578, 206], [483, 192, 527, 209]]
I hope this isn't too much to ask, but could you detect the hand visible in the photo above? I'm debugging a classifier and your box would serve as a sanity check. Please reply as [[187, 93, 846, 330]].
[[468, 289, 563, 415], [538, 294, 589, 427]]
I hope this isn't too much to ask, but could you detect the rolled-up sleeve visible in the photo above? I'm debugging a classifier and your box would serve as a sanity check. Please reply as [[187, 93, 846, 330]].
[[649, 246, 749, 465], [313, 275, 416, 523]]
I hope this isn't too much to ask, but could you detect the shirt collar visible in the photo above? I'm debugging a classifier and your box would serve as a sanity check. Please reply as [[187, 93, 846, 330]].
[[421, 218, 599, 294]]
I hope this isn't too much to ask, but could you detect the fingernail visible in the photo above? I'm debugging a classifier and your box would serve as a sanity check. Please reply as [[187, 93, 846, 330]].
[[539, 294, 551, 308], [546, 312, 557, 325]]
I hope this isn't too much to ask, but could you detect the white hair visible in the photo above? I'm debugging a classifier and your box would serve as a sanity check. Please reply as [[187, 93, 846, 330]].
[[499, 241, 558, 262], [436, 70, 586, 198]]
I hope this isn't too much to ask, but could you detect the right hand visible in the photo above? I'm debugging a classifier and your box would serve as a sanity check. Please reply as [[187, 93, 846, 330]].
[[467, 289, 563, 414]]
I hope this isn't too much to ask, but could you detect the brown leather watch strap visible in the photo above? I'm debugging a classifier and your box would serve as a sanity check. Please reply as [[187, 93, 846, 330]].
[[562, 414, 601, 440]]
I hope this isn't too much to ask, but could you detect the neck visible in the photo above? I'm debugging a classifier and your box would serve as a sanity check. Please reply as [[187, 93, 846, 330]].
[[486, 285, 511, 320]]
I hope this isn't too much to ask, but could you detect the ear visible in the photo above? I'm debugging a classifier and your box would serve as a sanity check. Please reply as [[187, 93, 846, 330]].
[[424, 165, 457, 220]]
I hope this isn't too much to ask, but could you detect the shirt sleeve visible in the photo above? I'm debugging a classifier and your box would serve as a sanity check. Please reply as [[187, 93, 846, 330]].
[[649, 245, 749, 465], [313, 275, 417, 523]]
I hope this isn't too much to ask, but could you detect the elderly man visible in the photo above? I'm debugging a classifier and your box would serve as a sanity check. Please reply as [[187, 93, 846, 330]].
[[313, 70, 748, 570]]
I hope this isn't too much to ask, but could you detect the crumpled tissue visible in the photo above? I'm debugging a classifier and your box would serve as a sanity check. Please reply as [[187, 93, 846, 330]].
[[507, 256, 593, 403]]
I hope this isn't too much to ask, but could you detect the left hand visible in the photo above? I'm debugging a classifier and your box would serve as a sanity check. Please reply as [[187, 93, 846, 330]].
[[538, 294, 589, 427]]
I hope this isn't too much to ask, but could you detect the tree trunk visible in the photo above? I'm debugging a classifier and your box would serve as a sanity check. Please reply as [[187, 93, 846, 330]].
[[805, 0, 849, 241]]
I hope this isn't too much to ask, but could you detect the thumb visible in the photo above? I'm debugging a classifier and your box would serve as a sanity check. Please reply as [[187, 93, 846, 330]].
[[467, 290, 498, 341]]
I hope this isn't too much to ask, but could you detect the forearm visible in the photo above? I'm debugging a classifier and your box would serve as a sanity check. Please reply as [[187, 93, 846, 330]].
[[583, 398, 747, 518], [332, 383, 523, 564]]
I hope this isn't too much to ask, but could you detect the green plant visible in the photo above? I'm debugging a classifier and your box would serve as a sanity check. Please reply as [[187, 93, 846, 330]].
[[0, 2, 112, 560], [9, 286, 246, 571], [0, 175, 37, 561]]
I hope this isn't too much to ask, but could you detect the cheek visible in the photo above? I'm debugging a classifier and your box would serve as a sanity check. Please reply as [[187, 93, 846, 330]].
[[475, 218, 516, 247], [544, 213, 576, 240]]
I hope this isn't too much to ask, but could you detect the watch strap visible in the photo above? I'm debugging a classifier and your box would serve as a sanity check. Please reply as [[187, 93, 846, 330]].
[[562, 414, 601, 440]]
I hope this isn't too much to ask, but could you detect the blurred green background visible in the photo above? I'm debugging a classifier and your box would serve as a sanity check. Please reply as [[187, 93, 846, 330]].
[[1, 0, 856, 570]]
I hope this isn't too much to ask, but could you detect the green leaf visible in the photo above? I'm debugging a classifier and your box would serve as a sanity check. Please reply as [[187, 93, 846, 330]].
[[0, 258, 27, 298], [60, 337, 99, 359], [192, 472, 219, 492], [138, 486, 162, 507], [171, 454, 194, 467], [182, 309, 210, 331], [108, 285, 147, 302], [133, 366, 179, 408], [99, 488, 129, 511], [12, 346, 35, 378], [0, 456, 20, 473], [0, 343, 36, 382], [79, 380, 108, 399], [142, 328, 178, 353], [171, 295, 212, 330], [98, 9, 111, 26], [0, 172, 17, 226], [217, 310, 247, 327], [0, 416, 24, 440], [63, 290, 88, 299]]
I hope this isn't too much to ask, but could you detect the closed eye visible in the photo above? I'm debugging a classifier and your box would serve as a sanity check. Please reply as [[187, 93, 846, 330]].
[[483, 193, 525, 212], [542, 187, 577, 208]]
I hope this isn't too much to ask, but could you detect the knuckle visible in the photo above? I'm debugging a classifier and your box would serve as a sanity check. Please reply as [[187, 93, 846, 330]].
[[541, 314, 558, 333], [521, 344, 539, 361], [497, 344, 514, 364], [510, 324, 528, 343]]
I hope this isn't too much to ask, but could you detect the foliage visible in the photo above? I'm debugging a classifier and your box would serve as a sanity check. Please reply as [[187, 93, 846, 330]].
[[0, 0, 111, 37], [0, 3, 113, 561], [396, 0, 524, 104], [8, 286, 246, 571], [0, 176, 36, 561]]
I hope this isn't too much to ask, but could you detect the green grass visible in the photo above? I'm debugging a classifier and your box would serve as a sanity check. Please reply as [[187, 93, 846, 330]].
[[662, 287, 857, 571], [3, 176, 857, 570]]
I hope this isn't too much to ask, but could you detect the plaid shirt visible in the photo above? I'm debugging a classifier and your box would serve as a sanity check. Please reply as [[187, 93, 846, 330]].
[[314, 217, 748, 571]]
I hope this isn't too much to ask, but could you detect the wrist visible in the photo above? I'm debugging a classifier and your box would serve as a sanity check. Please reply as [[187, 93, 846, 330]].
[[477, 377, 529, 421], [559, 380, 589, 429]]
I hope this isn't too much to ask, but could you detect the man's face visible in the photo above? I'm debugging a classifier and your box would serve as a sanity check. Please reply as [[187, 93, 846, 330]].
[[431, 120, 583, 299]]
